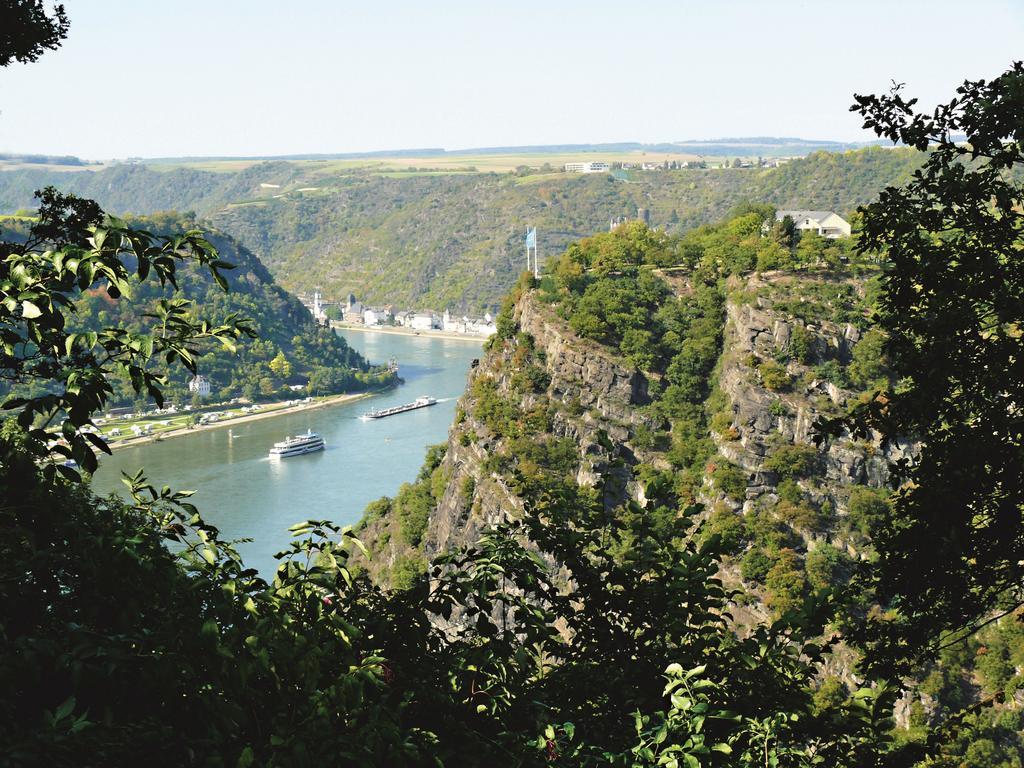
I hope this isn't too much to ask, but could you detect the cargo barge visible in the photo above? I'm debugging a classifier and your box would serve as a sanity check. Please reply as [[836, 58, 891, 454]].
[[360, 396, 437, 420]]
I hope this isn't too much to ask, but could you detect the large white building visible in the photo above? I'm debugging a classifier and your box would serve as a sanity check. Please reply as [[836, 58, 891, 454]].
[[188, 375, 212, 398], [410, 312, 438, 331], [775, 210, 851, 239], [363, 307, 392, 326], [564, 161, 610, 174], [442, 308, 496, 336]]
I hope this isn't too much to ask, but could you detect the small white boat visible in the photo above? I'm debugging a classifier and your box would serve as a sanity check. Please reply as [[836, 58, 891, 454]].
[[268, 429, 325, 458]]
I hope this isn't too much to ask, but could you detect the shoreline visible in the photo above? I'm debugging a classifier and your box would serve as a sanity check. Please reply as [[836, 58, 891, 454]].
[[333, 322, 487, 343], [107, 391, 375, 452]]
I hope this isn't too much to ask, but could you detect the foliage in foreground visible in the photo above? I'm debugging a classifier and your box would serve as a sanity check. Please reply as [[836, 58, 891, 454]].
[[0, 427, 910, 766], [819, 60, 1024, 679]]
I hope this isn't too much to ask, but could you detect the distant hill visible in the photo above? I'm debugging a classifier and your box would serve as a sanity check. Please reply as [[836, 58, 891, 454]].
[[0, 152, 87, 166], [207, 147, 922, 312], [0, 136, 882, 168], [0, 146, 924, 312], [669, 137, 887, 156]]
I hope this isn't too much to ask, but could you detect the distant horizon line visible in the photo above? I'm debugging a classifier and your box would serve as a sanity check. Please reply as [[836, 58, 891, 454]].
[[0, 135, 893, 165]]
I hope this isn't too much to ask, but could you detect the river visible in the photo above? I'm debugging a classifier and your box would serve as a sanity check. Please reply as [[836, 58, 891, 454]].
[[91, 330, 483, 575]]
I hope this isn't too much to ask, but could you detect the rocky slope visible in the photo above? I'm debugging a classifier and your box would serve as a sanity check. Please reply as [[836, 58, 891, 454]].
[[357, 270, 905, 609], [351, 221, 1021, 753]]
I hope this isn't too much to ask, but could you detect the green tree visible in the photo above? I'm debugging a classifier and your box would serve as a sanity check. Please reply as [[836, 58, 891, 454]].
[[822, 61, 1024, 675], [847, 329, 888, 389], [0, 1, 69, 67], [0, 190, 252, 477], [765, 548, 808, 618], [268, 350, 292, 379]]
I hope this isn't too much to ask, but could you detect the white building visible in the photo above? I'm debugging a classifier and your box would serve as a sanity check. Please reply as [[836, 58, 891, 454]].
[[188, 375, 212, 398], [363, 307, 391, 326], [310, 291, 327, 323], [564, 161, 610, 174], [410, 312, 437, 331], [442, 309, 462, 333], [775, 210, 851, 239], [472, 320, 497, 337]]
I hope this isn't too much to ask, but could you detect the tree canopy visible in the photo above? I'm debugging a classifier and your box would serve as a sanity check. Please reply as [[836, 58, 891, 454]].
[[817, 62, 1024, 676], [0, 1, 68, 67]]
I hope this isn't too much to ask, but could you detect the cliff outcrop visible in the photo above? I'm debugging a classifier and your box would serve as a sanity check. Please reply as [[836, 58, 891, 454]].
[[359, 272, 905, 604]]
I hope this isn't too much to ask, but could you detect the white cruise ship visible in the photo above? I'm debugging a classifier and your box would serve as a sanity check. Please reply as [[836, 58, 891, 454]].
[[268, 429, 325, 458]]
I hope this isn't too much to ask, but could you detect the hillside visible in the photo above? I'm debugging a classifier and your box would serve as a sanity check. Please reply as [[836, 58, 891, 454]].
[[0, 148, 924, 312], [354, 218, 1024, 763], [0, 211, 396, 409]]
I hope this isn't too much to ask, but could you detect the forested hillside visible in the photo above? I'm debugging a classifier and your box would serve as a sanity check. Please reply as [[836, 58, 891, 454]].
[[0, 209, 395, 409], [0, 148, 924, 311]]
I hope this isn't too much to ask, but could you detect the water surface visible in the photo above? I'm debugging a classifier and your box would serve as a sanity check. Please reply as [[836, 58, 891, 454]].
[[92, 330, 482, 574]]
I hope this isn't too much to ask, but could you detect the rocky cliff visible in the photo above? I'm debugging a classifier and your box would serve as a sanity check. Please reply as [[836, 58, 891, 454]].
[[358, 271, 906, 611]]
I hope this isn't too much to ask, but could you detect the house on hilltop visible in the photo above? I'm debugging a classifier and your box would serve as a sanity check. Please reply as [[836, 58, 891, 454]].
[[775, 210, 851, 239], [564, 161, 610, 173]]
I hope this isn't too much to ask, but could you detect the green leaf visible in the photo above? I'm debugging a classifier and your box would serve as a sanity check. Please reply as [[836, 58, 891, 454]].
[[21, 300, 42, 319], [53, 696, 76, 722], [236, 746, 254, 768]]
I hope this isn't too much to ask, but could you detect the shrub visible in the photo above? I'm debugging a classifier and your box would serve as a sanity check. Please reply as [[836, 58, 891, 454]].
[[709, 410, 735, 435], [765, 548, 807, 618], [813, 360, 849, 387], [848, 328, 888, 388], [758, 359, 791, 391], [359, 497, 391, 528], [789, 325, 814, 364], [430, 464, 452, 503], [775, 498, 825, 532], [395, 482, 434, 546], [776, 478, 803, 505], [741, 548, 773, 583], [704, 505, 746, 554], [763, 443, 820, 479], [391, 553, 427, 590], [846, 486, 891, 537], [472, 377, 519, 437], [460, 475, 476, 505], [709, 459, 747, 502], [806, 543, 851, 591], [812, 677, 850, 716]]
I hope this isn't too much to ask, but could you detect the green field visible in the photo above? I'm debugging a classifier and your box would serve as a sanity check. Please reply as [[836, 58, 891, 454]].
[[143, 148, 706, 176], [0, 148, 747, 178]]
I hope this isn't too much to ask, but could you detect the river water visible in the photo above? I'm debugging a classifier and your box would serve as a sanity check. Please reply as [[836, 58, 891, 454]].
[[91, 330, 483, 575]]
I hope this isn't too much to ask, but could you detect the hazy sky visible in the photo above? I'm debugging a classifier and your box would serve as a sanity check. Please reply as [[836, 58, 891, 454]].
[[1, 0, 1021, 159]]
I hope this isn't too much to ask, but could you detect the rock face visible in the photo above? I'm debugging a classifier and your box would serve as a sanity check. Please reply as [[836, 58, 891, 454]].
[[717, 298, 911, 520], [360, 273, 912, 618], [424, 292, 660, 558]]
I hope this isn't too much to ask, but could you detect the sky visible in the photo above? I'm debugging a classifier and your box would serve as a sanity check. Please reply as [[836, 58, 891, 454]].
[[1, 0, 1021, 159]]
